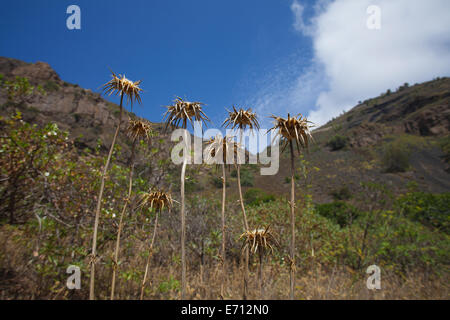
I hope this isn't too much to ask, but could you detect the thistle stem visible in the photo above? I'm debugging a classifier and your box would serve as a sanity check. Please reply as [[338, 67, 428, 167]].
[[236, 131, 249, 300], [180, 128, 188, 300], [259, 249, 264, 299], [140, 210, 159, 300], [289, 140, 296, 300], [111, 140, 136, 300], [220, 163, 226, 299], [90, 93, 124, 300]]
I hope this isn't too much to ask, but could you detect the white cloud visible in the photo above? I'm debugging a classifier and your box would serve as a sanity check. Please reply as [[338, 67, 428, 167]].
[[307, 0, 450, 125], [246, 0, 450, 128]]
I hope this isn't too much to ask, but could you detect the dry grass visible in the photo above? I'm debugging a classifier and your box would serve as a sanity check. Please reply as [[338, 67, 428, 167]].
[[1, 225, 447, 300]]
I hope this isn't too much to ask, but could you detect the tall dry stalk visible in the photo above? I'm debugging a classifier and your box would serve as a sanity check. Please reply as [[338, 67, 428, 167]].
[[110, 119, 152, 300], [240, 226, 278, 299], [205, 135, 239, 299], [269, 113, 313, 300], [223, 106, 259, 300], [164, 97, 209, 299], [139, 190, 173, 299], [90, 71, 142, 300]]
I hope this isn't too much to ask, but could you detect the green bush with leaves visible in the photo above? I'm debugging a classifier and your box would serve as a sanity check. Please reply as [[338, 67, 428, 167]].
[[396, 191, 450, 234], [327, 135, 348, 151], [244, 188, 276, 207], [381, 141, 410, 173], [315, 201, 360, 228]]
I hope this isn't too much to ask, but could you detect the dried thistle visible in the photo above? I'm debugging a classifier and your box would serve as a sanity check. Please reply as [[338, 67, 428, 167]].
[[204, 134, 242, 165], [126, 118, 152, 142], [240, 226, 279, 255], [269, 113, 314, 153], [102, 70, 143, 106], [163, 96, 209, 130], [139, 190, 174, 213], [222, 105, 259, 131]]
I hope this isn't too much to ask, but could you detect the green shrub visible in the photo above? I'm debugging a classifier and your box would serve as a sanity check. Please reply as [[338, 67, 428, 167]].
[[327, 135, 348, 151], [396, 191, 450, 233], [44, 80, 60, 92], [315, 201, 360, 227], [240, 168, 254, 187], [244, 188, 276, 206], [381, 142, 410, 173], [211, 176, 229, 189], [330, 186, 352, 200]]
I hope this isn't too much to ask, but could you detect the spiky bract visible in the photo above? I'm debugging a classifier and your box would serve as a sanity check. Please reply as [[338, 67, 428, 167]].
[[102, 71, 143, 106], [240, 226, 279, 255], [139, 190, 173, 213], [269, 113, 313, 153], [163, 97, 209, 130], [126, 118, 152, 142], [222, 106, 259, 130]]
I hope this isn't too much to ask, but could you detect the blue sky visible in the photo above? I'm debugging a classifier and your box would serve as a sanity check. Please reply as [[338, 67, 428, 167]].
[[0, 0, 315, 129], [1, 0, 450, 138]]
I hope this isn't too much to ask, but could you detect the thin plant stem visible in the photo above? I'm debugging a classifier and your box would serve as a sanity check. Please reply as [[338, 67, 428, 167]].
[[140, 210, 159, 300], [289, 140, 296, 300], [89, 93, 124, 300], [220, 163, 226, 299], [180, 128, 188, 300], [237, 131, 249, 300], [259, 249, 264, 299], [110, 140, 136, 300]]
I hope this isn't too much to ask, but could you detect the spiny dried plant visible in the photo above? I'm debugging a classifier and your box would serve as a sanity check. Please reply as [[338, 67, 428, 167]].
[[240, 226, 279, 299], [240, 226, 278, 256], [269, 113, 313, 152], [163, 96, 209, 130], [222, 105, 259, 300], [269, 113, 313, 300], [222, 105, 260, 130], [139, 189, 174, 300], [163, 96, 209, 300], [204, 135, 242, 298], [90, 71, 142, 300], [110, 118, 152, 300], [103, 70, 143, 108], [126, 118, 152, 141]]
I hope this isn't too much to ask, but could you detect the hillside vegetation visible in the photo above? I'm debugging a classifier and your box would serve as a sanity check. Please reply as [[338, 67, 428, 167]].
[[0, 58, 449, 299]]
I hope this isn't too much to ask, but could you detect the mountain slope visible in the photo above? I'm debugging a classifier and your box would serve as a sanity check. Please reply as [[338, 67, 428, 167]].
[[1, 57, 449, 203]]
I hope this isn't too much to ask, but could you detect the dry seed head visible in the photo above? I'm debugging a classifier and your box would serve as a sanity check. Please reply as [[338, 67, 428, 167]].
[[102, 70, 143, 107], [126, 118, 152, 142], [163, 96, 209, 130], [139, 190, 173, 213], [204, 134, 242, 165], [239, 225, 279, 255], [222, 105, 260, 131], [269, 113, 314, 153]]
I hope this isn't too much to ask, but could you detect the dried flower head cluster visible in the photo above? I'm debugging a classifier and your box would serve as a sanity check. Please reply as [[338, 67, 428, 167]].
[[139, 190, 173, 213], [163, 97, 209, 130], [240, 226, 279, 255], [102, 70, 143, 106], [269, 113, 313, 153], [126, 118, 152, 142], [222, 106, 260, 131], [204, 134, 242, 165]]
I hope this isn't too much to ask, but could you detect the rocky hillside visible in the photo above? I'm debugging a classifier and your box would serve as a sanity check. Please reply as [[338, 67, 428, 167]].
[[1, 57, 449, 203], [0, 57, 168, 157]]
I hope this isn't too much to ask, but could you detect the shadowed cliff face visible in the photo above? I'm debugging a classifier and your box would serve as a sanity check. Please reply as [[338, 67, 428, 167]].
[[0, 57, 140, 153]]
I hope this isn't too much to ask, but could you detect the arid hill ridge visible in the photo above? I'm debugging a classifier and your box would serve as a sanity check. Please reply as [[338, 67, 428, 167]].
[[1, 57, 449, 201]]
